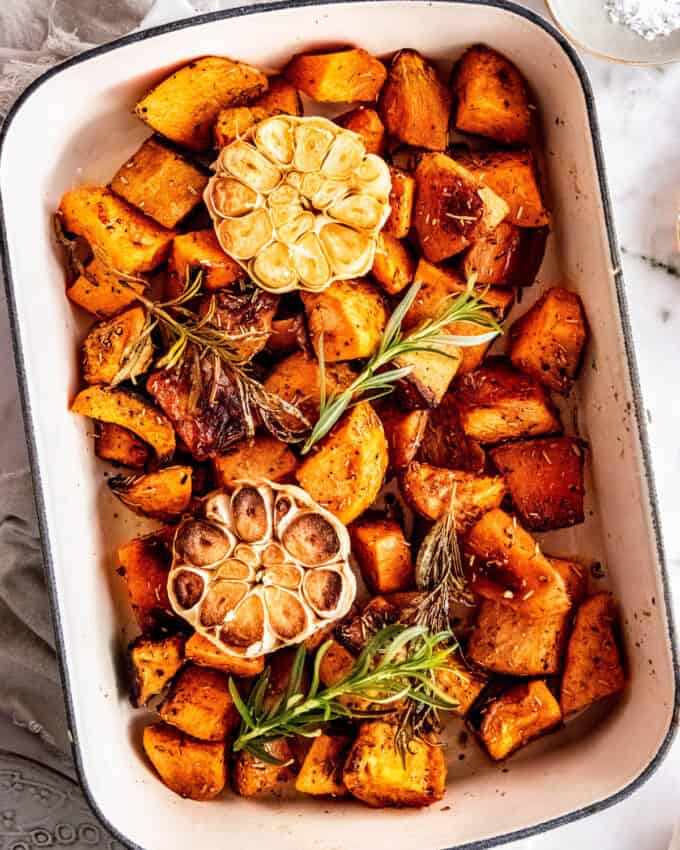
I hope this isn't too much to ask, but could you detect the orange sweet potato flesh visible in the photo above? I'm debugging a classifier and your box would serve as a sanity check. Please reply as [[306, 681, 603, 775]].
[[384, 167, 415, 239], [417, 390, 485, 472], [371, 233, 416, 295], [377, 404, 428, 472], [462, 222, 548, 287], [66, 258, 145, 318], [80, 306, 152, 385], [117, 527, 177, 632], [350, 515, 414, 594], [214, 75, 302, 148], [296, 733, 351, 796], [232, 739, 293, 796], [166, 229, 246, 299], [159, 664, 240, 741], [212, 433, 298, 489], [336, 106, 386, 154], [184, 632, 264, 677], [143, 722, 226, 800], [284, 48, 386, 102], [95, 422, 149, 469], [108, 465, 193, 521]]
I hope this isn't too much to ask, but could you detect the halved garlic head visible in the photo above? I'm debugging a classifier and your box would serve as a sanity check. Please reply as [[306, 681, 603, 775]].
[[205, 115, 392, 293], [167, 480, 355, 658]]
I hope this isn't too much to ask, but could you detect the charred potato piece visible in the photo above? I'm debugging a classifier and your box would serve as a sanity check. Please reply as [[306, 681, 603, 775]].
[[143, 722, 226, 800], [462, 222, 548, 287], [184, 632, 264, 677], [400, 461, 506, 529], [159, 664, 239, 741], [128, 633, 186, 707], [413, 153, 508, 262], [212, 433, 298, 489], [66, 257, 145, 318], [336, 106, 386, 154], [166, 229, 246, 300], [296, 402, 388, 524], [560, 592, 625, 716], [117, 528, 177, 632], [371, 233, 416, 295], [458, 149, 548, 228], [417, 391, 485, 472], [377, 404, 428, 472], [295, 733, 351, 796], [135, 56, 268, 151], [473, 680, 561, 761], [72, 386, 176, 462], [343, 721, 447, 807], [509, 287, 588, 395], [464, 508, 571, 616], [232, 739, 294, 797], [110, 138, 208, 229], [108, 465, 193, 521], [453, 45, 531, 145], [214, 75, 302, 148], [350, 515, 414, 594], [302, 278, 388, 363], [95, 422, 149, 469], [379, 49, 452, 150], [284, 47, 386, 102], [490, 436, 585, 531], [81, 306, 152, 386], [435, 654, 487, 716], [59, 187, 175, 274], [384, 167, 415, 239], [454, 357, 561, 444]]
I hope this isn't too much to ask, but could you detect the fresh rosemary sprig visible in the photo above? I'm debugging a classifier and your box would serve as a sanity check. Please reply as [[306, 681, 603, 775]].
[[229, 624, 459, 764], [301, 280, 502, 453]]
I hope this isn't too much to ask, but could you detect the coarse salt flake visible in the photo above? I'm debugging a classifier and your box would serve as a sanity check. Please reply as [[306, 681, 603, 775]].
[[604, 0, 680, 40]]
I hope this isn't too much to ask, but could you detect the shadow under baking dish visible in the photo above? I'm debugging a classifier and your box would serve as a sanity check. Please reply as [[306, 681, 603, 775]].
[[0, 2, 677, 850]]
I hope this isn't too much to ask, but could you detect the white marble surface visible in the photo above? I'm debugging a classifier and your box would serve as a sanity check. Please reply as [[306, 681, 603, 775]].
[[0, 0, 679, 847]]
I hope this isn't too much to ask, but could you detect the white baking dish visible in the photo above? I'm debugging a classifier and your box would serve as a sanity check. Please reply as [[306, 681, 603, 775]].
[[0, 1, 676, 848]]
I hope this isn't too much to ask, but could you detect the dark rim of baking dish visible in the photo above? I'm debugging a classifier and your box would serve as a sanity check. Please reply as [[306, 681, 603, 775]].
[[0, 1, 677, 848]]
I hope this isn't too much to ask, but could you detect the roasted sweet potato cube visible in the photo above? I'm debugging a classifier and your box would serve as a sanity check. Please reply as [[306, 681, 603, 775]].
[[560, 592, 624, 716], [464, 509, 571, 616], [343, 721, 447, 807], [319, 639, 356, 687], [81, 306, 152, 386], [490, 436, 585, 531], [284, 47, 386, 102], [135, 56, 267, 151], [384, 167, 416, 239], [232, 739, 294, 796], [296, 733, 351, 796], [296, 402, 388, 524], [108, 465, 193, 521], [184, 633, 264, 676], [350, 515, 413, 594], [214, 75, 302, 147], [212, 433, 298, 489], [417, 391, 485, 472], [336, 106, 385, 154], [166, 229, 246, 299], [302, 278, 388, 362], [509, 287, 588, 395], [400, 461, 506, 529], [462, 222, 548, 287], [117, 528, 177, 632], [66, 257, 145, 317], [128, 633, 186, 707], [59, 187, 175, 274], [459, 149, 548, 228], [377, 404, 428, 471], [394, 348, 462, 410], [95, 422, 149, 469], [475, 680, 561, 760], [265, 314, 306, 357], [379, 49, 452, 150], [453, 45, 531, 145], [454, 357, 561, 444], [371, 233, 416, 295], [110, 138, 208, 228], [159, 665, 239, 741], [435, 654, 487, 716], [143, 722, 226, 800]]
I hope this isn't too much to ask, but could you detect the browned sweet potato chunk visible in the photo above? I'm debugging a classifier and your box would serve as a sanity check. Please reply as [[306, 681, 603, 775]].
[[453, 45, 531, 145], [143, 722, 226, 800], [95, 422, 149, 468], [377, 404, 428, 472], [394, 348, 462, 410], [214, 75, 302, 147], [212, 433, 298, 489], [474, 680, 561, 760], [490, 436, 585, 531], [462, 222, 548, 287], [435, 654, 487, 716], [184, 633, 264, 676], [198, 288, 278, 363], [81, 306, 152, 386], [135, 56, 268, 151], [454, 357, 561, 444], [400, 461, 506, 529], [343, 721, 446, 807], [413, 154, 508, 262], [128, 633, 186, 707], [384, 167, 416, 239], [417, 390, 485, 472], [166, 229, 246, 299], [464, 508, 570, 616], [117, 528, 177, 632], [371, 233, 416, 295], [66, 258, 145, 318], [284, 47, 386, 102], [159, 665, 239, 741], [336, 596, 401, 655], [350, 515, 413, 594], [232, 739, 294, 796], [560, 592, 625, 716], [379, 49, 451, 150], [509, 287, 588, 395], [458, 149, 548, 228], [319, 639, 356, 687], [108, 465, 193, 521], [59, 186, 175, 274], [336, 106, 385, 154], [296, 733, 351, 796], [265, 314, 307, 357]]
